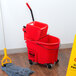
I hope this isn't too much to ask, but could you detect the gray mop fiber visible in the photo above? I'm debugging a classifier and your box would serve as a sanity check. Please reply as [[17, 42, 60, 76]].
[[1, 63, 34, 76]]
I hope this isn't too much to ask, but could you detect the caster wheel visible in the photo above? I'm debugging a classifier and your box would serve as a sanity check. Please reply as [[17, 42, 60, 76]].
[[29, 60, 33, 65], [55, 59, 59, 64], [47, 64, 52, 69]]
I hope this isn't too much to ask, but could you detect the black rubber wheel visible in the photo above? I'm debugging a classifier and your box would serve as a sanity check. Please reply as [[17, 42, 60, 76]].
[[47, 64, 52, 69], [29, 60, 33, 65], [55, 59, 59, 64]]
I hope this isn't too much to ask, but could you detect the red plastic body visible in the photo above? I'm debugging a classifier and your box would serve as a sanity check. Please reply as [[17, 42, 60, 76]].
[[23, 21, 48, 40], [26, 35, 60, 64]]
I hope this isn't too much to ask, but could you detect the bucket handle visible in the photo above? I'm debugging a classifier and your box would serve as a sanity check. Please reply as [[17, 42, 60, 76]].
[[26, 39, 60, 50], [36, 43, 60, 50], [26, 3, 35, 21]]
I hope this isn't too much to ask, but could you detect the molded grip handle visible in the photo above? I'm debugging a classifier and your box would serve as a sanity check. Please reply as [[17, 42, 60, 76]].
[[26, 3, 31, 9], [4, 48, 7, 56]]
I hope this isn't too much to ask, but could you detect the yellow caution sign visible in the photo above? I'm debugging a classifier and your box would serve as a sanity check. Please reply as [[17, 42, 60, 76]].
[[66, 34, 76, 76]]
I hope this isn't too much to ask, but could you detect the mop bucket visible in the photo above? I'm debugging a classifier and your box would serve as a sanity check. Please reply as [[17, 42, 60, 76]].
[[23, 21, 48, 40], [26, 35, 60, 64]]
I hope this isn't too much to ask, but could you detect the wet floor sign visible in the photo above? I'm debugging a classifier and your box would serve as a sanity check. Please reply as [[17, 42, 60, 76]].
[[66, 34, 76, 76]]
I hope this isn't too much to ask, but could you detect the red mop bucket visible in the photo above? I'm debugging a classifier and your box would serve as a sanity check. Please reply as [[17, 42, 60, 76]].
[[26, 35, 60, 64]]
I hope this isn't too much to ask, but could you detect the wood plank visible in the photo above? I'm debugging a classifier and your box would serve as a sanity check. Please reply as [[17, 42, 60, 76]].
[[0, 48, 71, 76]]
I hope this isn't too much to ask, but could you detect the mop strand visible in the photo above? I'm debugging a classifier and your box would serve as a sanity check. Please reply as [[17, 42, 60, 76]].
[[1, 63, 34, 76]]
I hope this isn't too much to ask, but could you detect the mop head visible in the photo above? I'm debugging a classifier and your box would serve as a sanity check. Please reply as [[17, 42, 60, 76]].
[[1, 63, 34, 76]]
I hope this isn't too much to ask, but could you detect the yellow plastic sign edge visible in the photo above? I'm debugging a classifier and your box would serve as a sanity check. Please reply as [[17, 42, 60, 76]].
[[66, 34, 76, 76]]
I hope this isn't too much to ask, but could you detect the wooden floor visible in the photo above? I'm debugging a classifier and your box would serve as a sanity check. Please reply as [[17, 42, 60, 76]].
[[0, 48, 71, 76]]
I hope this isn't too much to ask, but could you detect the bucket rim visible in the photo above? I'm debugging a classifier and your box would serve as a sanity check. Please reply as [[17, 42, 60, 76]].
[[26, 35, 60, 46]]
